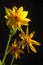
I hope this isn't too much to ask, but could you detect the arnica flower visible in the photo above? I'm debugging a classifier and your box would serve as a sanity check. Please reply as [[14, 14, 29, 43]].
[[4, 6, 30, 31], [19, 26, 41, 53], [8, 39, 24, 59]]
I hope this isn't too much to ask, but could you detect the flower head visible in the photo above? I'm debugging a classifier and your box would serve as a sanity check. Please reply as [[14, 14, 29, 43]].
[[8, 39, 24, 59], [19, 26, 41, 53], [5, 6, 30, 31]]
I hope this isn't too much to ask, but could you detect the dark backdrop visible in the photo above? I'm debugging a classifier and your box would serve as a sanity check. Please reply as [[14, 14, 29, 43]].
[[0, 0, 43, 65]]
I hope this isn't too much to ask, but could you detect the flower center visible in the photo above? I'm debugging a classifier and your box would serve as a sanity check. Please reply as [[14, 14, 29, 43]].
[[25, 36, 31, 44]]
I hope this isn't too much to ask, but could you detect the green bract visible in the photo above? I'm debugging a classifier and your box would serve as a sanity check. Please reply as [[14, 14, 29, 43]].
[[8, 25, 17, 36]]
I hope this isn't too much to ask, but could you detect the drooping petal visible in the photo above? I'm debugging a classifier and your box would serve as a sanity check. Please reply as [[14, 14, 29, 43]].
[[29, 31, 35, 38], [17, 22, 21, 28], [22, 43, 26, 49], [6, 19, 12, 25], [29, 43, 37, 53], [12, 22, 17, 29], [20, 21, 29, 26], [15, 52, 20, 59], [31, 40, 41, 46]]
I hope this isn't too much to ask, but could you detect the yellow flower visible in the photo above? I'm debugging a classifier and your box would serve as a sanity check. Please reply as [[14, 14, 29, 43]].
[[19, 26, 41, 53], [8, 39, 24, 59], [4, 6, 30, 31]]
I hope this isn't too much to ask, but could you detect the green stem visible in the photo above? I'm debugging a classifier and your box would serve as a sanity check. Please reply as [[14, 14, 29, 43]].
[[10, 57, 14, 65], [2, 34, 12, 64]]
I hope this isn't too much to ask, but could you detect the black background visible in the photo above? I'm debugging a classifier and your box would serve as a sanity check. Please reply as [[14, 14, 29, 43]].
[[0, 0, 43, 65]]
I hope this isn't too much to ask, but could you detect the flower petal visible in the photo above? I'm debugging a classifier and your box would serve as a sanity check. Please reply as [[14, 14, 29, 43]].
[[21, 11, 28, 18], [12, 6, 17, 12], [15, 52, 20, 59], [22, 43, 26, 49], [18, 49, 24, 54], [29, 43, 37, 53], [19, 34, 24, 40], [5, 7, 13, 16], [31, 40, 41, 46], [30, 31, 35, 38], [21, 21, 29, 26], [18, 7, 23, 15], [6, 19, 12, 25], [4, 15, 8, 19], [22, 18, 30, 22]]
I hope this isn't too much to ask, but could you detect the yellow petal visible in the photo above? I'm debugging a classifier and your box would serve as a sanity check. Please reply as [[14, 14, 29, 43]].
[[10, 19, 17, 29], [4, 15, 8, 19], [22, 44, 25, 49], [15, 52, 20, 59], [12, 6, 17, 12], [21, 21, 29, 26], [18, 22, 21, 28], [29, 43, 37, 53], [23, 18, 30, 22], [5, 7, 15, 17], [19, 34, 24, 40], [5, 7, 12, 16], [6, 19, 12, 25], [30, 31, 35, 38], [18, 7, 23, 15], [18, 49, 24, 54], [21, 40, 26, 49], [12, 40, 17, 47], [31, 40, 41, 46], [21, 11, 28, 18]]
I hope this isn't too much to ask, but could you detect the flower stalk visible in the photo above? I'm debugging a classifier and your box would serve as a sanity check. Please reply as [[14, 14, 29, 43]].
[[10, 57, 14, 65], [2, 34, 12, 64]]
